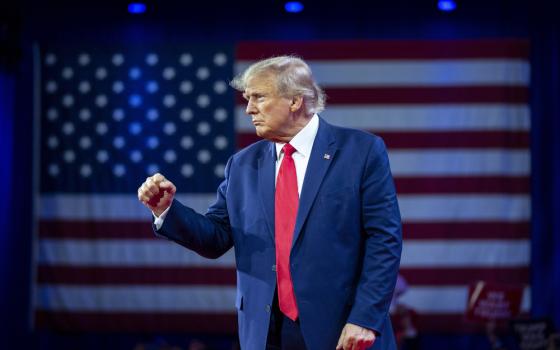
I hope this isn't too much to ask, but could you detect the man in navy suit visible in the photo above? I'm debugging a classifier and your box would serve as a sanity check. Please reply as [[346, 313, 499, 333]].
[[138, 56, 402, 350]]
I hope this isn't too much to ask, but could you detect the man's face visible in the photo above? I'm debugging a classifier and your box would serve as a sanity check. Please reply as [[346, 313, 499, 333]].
[[243, 73, 295, 142]]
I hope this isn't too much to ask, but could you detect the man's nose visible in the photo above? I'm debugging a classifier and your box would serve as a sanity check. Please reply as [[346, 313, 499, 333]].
[[246, 100, 257, 115]]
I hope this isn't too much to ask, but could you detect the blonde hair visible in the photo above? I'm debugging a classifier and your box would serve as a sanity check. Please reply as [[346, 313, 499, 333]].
[[230, 55, 326, 115]]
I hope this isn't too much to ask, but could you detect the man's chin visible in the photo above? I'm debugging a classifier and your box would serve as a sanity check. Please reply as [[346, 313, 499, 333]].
[[255, 127, 267, 139], [255, 127, 280, 142]]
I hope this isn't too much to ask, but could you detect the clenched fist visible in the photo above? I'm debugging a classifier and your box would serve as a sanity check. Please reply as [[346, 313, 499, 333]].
[[336, 323, 376, 350], [137, 173, 177, 217]]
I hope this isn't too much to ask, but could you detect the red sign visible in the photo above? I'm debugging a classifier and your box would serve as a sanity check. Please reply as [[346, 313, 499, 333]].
[[465, 281, 524, 322]]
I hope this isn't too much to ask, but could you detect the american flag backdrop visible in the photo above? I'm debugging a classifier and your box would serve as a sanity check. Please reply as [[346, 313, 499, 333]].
[[35, 40, 531, 333]]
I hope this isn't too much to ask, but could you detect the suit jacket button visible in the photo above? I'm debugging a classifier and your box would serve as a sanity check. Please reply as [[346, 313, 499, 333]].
[[265, 305, 271, 313], [272, 264, 276, 272]]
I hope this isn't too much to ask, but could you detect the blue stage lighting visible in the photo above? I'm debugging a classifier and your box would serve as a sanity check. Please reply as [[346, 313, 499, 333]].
[[438, 0, 456, 12], [285, 1, 304, 13], [128, 2, 147, 14]]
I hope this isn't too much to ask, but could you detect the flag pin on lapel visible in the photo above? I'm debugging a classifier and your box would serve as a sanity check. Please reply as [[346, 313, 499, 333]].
[[323, 153, 331, 160]]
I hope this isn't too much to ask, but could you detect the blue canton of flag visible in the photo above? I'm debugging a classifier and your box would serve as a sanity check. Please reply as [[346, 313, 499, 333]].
[[40, 45, 235, 193]]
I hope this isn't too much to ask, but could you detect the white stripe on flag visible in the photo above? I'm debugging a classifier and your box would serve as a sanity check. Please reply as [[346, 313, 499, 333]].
[[39, 194, 216, 220], [389, 150, 529, 176], [39, 194, 529, 221], [38, 239, 236, 266], [236, 105, 530, 132], [36, 285, 237, 312], [400, 239, 529, 267], [398, 194, 530, 221], [235, 60, 530, 86], [39, 239, 526, 267], [35, 285, 530, 314]]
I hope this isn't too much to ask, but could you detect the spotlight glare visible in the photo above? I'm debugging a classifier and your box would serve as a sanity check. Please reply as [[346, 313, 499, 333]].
[[438, 0, 456, 12], [285, 1, 304, 13], [128, 2, 147, 14]]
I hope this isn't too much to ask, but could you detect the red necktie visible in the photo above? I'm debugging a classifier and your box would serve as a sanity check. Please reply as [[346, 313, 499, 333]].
[[275, 143, 299, 321]]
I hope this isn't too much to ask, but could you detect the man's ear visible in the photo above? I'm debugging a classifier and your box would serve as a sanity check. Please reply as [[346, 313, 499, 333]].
[[290, 96, 304, 112]]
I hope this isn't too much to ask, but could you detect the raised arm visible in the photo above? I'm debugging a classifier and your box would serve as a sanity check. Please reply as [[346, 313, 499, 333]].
[[137, 165, 234, 259]]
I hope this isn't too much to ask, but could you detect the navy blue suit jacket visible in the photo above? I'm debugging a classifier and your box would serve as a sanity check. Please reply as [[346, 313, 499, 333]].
[[156, 117, 402, 349]]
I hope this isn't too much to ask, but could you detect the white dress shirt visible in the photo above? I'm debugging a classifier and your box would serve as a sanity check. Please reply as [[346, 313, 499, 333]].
[[154, 114, 320, 229], [274, 114, 319, 196]]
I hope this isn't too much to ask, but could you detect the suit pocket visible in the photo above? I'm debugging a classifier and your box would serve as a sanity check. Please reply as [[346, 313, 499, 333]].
[[235, 293, 244, 311]]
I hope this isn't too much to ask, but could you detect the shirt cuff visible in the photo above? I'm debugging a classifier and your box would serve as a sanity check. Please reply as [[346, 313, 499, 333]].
[[153, 206, 171, 230]]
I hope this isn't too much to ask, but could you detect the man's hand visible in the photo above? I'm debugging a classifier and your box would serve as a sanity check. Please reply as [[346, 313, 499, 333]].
[[137, 173, 177, 216], [336, 323, 376, 350]]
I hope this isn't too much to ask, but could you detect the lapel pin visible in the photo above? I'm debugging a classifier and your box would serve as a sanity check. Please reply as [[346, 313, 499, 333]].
[[323, 153, 331, 160]]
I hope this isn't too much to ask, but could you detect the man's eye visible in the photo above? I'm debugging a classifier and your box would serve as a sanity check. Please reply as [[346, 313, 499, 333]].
[[246, 94, 265, 102]]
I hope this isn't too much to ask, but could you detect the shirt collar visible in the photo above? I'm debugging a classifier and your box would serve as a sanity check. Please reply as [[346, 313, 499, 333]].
[[275, 114, 319, 159]]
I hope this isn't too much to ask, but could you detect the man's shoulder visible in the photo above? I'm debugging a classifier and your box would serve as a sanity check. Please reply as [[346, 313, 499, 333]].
[[322, 118, 384, 148]]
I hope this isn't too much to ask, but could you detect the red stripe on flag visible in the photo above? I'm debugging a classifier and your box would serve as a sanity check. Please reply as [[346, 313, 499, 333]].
[[236, 40, 530, 60], [37, 266, 236, 285], [39, 221, 530, 240], [399, 267, 529, 286], [235, 133, 260, 149], [404, 314, 481, 333], [403, 222, 530, 240], [34, 311, 520, 333], [35, 311, 238, 333], [380, 131, 529, 149], [395, 176, 529, 194], [237, 131, 530, 150], [235, 86, 528, 105], [36, 265, 528, 286], [325, 86, 529, 104], [410, 313, 529, 333], [39, 220, 155, 239]]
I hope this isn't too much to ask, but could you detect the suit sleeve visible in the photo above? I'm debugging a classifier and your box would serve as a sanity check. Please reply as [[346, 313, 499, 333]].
[[347, 136, 402, 334], [153, 157, 234, 259]]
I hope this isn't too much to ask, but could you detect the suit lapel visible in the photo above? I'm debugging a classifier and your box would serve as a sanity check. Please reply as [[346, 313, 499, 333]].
[[292, 119, 337, 248], [258, 142, 277, 240]]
